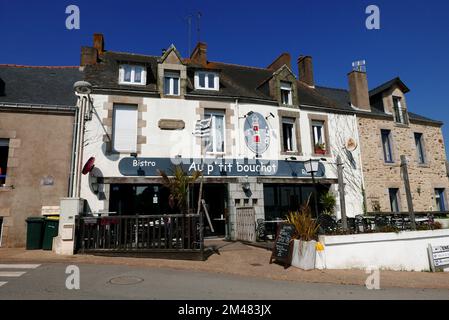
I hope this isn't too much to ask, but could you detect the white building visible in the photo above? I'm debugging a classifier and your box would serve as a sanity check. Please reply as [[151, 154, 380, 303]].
[[75, 34, 364, 240]]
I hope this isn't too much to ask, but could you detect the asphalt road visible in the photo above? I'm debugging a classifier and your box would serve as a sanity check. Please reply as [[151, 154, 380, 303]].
[[0, 262, 448, 300]]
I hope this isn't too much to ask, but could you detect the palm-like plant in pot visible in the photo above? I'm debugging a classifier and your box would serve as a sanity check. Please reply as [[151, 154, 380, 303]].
[[158, 165, 201, 214], [286, 198, 320, 270], [158, 166, 202, 248]]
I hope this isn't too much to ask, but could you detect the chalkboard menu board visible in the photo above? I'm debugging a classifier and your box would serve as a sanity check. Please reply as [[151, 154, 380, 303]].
[[270, 223, 295, 268]]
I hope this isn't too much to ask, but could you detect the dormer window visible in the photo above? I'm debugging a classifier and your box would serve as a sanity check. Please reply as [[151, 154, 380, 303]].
[[164, 70, 180, 96], [119, 65, 146, 85], [280, 81, 292, 105], [393, 96, 408, 124], [194, 71, 219, 90]]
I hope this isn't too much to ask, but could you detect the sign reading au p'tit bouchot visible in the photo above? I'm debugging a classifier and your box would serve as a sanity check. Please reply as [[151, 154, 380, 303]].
[[118, 157, 326, 178]]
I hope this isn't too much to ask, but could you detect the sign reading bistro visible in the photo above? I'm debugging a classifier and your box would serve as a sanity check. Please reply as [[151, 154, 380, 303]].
[[118, 157, 326, 178]]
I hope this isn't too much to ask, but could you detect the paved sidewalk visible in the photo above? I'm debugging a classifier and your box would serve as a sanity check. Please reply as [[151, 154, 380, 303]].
[[1, 239, 449, 290]]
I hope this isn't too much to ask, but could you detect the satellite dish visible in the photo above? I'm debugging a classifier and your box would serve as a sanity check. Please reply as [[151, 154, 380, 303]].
[[345, 138, 358, 152], [73, 81, 92, 94], [82, 157, 96, 175]]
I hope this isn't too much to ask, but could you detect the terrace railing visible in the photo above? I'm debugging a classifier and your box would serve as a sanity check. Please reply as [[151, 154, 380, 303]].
[[76, 213, 204, 254]]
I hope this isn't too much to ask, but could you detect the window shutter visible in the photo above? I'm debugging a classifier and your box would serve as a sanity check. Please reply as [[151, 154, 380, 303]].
[[113, 105, 138, 152]]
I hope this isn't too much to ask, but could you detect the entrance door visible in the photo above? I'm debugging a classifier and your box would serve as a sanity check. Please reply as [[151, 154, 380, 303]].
[[198, 184, 227, 237]]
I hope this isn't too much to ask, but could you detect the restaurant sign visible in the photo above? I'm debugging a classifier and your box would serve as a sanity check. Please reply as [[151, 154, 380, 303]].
[[118, 157, 325, 178]]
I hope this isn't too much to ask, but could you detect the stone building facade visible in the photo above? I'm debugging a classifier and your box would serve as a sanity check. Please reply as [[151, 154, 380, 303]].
[[348, 73, 449, 214], [358, 116, 448, 213], [0, 65, 82, 247]]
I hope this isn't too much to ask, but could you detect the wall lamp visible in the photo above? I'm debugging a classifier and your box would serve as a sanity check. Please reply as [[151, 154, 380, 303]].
[[265, 112, 275, 120], [285, 156, 297, 161], [239, 111, 254, 119]]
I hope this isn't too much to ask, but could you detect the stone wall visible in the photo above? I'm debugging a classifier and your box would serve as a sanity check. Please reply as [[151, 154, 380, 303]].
[[358, 116, 449, 213]]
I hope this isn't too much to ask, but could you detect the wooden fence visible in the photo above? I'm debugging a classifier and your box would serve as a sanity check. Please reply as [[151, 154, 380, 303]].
[[236, 207, 256, 242], [76, 213, 204, 257]]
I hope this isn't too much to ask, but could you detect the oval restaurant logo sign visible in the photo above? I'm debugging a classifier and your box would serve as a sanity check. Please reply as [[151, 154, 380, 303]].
[[244, 112, 270, 155]]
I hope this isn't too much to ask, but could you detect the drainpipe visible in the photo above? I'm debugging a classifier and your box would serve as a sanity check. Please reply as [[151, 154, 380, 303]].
[[68, 97, 80, 197], [235, 98, 240, 157], [75, 96, 87, 198]]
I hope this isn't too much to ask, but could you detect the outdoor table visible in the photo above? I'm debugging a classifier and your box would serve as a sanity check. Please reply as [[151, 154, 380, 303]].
[[263, 220, 287, 239]]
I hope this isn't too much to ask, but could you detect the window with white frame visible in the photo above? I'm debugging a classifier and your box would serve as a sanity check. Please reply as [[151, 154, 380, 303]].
[[119, 65, 146, 85], [280, 81, 293, 105], [204, 110, 225, 153], [311, 120, 326, 153], [164, 70, 180, 96], [282, 118, 296, 152], [194, 71, 219, 90], [393, 96, 408, 124], [112, 104, 138, 153]]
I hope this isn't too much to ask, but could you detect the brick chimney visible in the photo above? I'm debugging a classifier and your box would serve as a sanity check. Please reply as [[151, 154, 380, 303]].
[[348, 70, 371, 111], [80, 33, 105, 66], [297, 55, 314, 87], [93, 33, 104, 55], [80, 47, 98, 66], [267, 53, 291, 71], [190, 42, 207, 65]]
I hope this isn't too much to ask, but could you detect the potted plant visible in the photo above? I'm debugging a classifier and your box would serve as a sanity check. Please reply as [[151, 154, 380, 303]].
[[320, 192, 336, 216], [314, 143, 326, 155], [286, 201, 320, 270]]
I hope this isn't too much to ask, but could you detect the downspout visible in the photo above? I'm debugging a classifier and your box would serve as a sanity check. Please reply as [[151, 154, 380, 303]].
[[235, 98, 240, 157], [68, 97, 80, 197], [76, 96, 87, 198]]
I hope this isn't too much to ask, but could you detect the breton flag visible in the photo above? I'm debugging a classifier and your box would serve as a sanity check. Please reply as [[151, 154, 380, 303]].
[[193, 118, 212, 137]]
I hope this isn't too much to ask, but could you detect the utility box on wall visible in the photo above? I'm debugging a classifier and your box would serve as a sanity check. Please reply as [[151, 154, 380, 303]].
[[53, 198, 85, 255]]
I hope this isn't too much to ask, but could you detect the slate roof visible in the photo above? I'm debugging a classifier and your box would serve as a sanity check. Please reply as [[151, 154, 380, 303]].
[[369, 77, 410, 96], [0, 65, 83, 106], [84, 51, 159, 93], [83, 49, 440, 126], [315, 84, 441, 125]]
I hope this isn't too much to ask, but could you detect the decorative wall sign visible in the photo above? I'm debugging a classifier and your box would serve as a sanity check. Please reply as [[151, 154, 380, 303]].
[[118, 157, 326, 178], [244, 112, 270, 155], [345, 138, 358, 152]]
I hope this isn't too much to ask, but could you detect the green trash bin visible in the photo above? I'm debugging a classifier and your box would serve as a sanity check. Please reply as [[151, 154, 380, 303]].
[[42, 216, 59, 250], [26, 217, 45, 250]]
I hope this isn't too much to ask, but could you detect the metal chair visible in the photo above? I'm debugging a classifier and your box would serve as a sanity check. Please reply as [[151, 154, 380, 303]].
[[256, 219, 266, 241]]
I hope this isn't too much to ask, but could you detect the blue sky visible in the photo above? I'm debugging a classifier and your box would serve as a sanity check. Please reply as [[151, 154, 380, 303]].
[[1, 0, 449, 145]]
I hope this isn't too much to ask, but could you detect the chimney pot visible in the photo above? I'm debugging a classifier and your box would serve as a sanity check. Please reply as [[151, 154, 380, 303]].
[[297, 55, 314, 87], [93, 33, 104, 54]]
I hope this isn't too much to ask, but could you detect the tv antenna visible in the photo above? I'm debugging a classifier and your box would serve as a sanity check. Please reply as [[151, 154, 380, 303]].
[[196, 11, 202, 43], [185, 14, 193, 56], [352, 60, 366, 72]]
